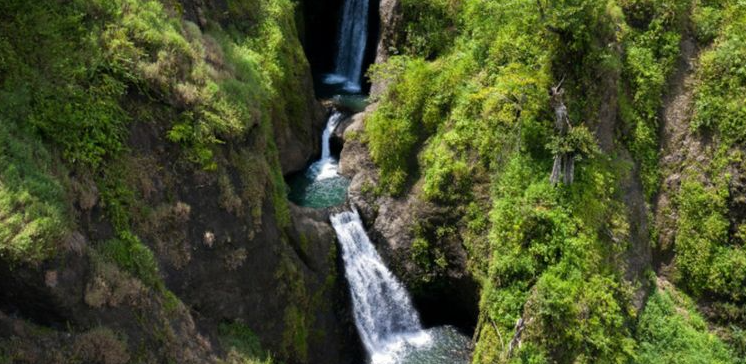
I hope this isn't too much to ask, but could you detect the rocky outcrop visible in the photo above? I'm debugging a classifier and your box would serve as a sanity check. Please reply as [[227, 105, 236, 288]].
[[338, 109, 479, 330], [275, 93, 327, 176], [0, 2, 353, 363], [0, 244, 217, 363], [1, 116, 355, 364], [370, 0, 403, 97], [654, 36, 704, 270]]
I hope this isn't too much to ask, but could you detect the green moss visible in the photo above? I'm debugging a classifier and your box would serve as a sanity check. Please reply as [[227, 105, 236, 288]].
[[274, 255, 311, 361], [282, 305, 309, 362], [98, 234, 162, 291], [0, 122, 70, 264], [218, 322, 269, 361], [637, 287, 737, 363]]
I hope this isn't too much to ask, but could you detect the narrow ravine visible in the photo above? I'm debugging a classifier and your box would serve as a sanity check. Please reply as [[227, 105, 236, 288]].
[[296, 0, 473, 361], [288, 0, 371, 207], [332, 210, 471, 364]]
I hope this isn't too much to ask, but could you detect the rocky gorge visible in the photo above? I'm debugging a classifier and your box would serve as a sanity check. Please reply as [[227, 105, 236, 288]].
[[2, 0, 746, 363]]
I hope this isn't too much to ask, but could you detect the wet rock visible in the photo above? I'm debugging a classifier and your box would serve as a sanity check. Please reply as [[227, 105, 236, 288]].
[[371, 0, 403, 97], [338, 106, 479, 332]]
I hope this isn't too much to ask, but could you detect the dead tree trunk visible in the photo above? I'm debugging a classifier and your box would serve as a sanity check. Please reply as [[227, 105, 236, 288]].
[[549, 79, 574, 185], [508, 317, 525, 357]]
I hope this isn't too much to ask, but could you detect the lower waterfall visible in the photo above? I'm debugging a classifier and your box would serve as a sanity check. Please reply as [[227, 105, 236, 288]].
[[331, 209, 472, 364]]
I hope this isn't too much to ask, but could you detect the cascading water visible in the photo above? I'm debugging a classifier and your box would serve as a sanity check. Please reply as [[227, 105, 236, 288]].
[[332, 210, 472, 364], [332, 209, 430, 363], [287, 111, 350, 208], [290, 0, 370, 205], [310, 111, 344, 180], [325, 0, 369, 92]]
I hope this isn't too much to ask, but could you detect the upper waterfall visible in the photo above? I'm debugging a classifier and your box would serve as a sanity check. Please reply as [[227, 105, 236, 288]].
[[332, 0, 369, 92]]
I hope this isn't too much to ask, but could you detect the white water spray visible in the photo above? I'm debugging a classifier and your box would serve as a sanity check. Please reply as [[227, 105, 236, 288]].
[[329, 0, 369, 92], [307, 111, 344, 181], [331, 209, 431, 364]]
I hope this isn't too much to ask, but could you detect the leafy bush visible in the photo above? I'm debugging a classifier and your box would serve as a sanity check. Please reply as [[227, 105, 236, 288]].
[[674, 179, 746, 302], [99, 234, 162, 291], [692, 4, 746, 143], [520, 270, 636, 363], [399, 0, 460, 58], [620, 0, 689, 200], [674, 3, 746, 309], [637, 287, 737, 363], [219, 322, 274, 364], [546, 125, 601, 161], [692, 3, 724, 43], [366, 57, 433, 195]]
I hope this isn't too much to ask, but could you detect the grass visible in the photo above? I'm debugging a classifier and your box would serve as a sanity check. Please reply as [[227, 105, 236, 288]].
[[0, 121, 69, 264], [637, 286, 737, 363], [219, 322, 274, 364]]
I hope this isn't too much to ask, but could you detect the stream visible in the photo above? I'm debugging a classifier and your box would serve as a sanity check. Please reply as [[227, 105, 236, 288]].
[[290, 0, 473, 361]]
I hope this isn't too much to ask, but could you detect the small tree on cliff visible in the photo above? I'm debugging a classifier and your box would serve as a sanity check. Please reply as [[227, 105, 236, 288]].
[[547, 79, 600, 185]]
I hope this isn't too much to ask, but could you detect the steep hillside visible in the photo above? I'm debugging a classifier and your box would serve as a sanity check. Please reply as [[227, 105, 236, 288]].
[[340, 0, 746, 362], [0, 1, 356, 363]]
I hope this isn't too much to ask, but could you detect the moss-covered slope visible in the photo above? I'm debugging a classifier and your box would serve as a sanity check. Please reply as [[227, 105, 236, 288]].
[[0, 1, 352, 363], [344, 0, 746, 362]]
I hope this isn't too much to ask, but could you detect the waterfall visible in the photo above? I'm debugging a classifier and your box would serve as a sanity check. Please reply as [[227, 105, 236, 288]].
[[309, 111, 344, 180], [321, 111, 342, 160], [332, 0, 369, 92], [331, 209, 431, 364]]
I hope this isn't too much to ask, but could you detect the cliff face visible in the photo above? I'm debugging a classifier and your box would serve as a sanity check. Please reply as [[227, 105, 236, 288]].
[[340, 0, 746, 362], [0, 1, 355, 363]]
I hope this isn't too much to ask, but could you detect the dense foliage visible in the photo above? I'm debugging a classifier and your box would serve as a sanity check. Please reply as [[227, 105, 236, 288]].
[[364, 0, 745, 362], [0, 0, 313, 361], [637, 284, 737, 363], [2, 0, 745, 362], [671, 2, 746, 353]]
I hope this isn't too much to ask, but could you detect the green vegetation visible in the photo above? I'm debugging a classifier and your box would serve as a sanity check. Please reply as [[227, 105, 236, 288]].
[[219, 322, 274, 364], [2, 0, 745, 361], [1, 0, 315, 361], [637, 285, 737, 364], [669, 2, 746, 347], [99, 235, 162, 290], [619, 0, 689, 200], [363, 0, 746, 362], [0, 0, 306, 257], [0, 122, 69, 264], [398, 0, 459, 59]]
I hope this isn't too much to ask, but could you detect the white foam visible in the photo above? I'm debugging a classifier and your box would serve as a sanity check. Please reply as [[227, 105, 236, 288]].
[[332, 210, 433, 363]]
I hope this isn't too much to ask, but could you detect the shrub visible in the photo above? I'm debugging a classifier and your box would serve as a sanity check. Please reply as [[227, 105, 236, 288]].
[[0, 121, 69, 264], [73, 328, 131, 364], [98, 234, 162, 291], [637, 288, 737, 363], [219, 322, 274, 364], [675, 179, 746, 302]]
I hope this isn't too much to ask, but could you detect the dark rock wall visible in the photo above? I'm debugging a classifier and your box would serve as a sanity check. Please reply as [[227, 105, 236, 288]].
[[0, 1, 354, 363]]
